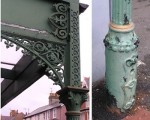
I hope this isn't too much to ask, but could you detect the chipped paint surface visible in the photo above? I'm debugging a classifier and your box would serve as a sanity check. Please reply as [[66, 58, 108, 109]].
[[93, 0, 150, 119], [104, 0, 139, 112], [111, 0, 132, 25]]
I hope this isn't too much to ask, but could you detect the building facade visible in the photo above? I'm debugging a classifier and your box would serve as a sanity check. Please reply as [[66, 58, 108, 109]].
[[24, 93, 66, 120], [24, 77, 89, 120], [24, 93, 89, 120]]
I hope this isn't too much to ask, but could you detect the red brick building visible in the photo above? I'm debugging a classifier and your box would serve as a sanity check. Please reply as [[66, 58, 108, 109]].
[[24, 93, 66, 120], [24, 78, 89, 120], [24, 93, 89, 120], [80, 77, 90, 120], [1, 110, 24, 120]]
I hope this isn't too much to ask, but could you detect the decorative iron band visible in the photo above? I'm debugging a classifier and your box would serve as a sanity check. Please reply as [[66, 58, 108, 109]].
[[70, 10, 81, 87], [104, 30, 139, 52], [110, 22, 134, 32]]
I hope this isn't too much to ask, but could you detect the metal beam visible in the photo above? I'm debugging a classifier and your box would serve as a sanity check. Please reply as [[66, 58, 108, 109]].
[[1, 55, 33, 93], [1, 55, 46, 107], [1, 68, 16, 80]]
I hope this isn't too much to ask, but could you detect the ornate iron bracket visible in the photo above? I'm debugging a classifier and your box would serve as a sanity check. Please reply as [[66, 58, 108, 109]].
[[1, 1, 72, 88], [1, 33, 65, 88], [1, 0, 89, 120]]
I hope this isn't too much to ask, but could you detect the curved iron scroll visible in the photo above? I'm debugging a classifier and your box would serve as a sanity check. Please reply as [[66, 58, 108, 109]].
[[48, 3, 68, 40], [1, 33, 65, 88]]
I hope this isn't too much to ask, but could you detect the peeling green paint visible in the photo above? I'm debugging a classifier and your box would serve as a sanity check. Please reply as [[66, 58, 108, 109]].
[[112, 0, 132, 25], [104, 0, 139, 112]]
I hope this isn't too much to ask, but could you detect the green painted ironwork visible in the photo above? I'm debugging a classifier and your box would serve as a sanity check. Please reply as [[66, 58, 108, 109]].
[[112, 0, 132, 25], [1, 0, 88, 119], [1, 33, 65, 87], [57, 87, 88, 120], [48, 3, 69, 40], [1, 0, 81, 88], [104, 0, 139, 112]]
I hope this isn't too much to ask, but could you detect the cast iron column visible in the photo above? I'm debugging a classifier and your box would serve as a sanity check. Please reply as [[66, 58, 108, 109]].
[[104, 0, 139, 112], [1, 0, 89, 118], [57, 0, 89, 119]]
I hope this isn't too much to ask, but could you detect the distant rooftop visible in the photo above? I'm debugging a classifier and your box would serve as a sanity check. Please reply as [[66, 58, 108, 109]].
[[24, 102, 64, 118], [1, 116, 14, 120]]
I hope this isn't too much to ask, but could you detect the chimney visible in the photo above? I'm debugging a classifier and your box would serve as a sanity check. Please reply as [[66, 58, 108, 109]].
[[15, 112, 24, 120], [49, 93, 59, 105], [82, 77, 90, 88], [10, 110, 18, 117]]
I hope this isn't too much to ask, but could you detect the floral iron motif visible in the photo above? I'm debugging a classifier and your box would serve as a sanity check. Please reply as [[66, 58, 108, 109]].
[[48, 3, 69, 40], [1, 33, 65, 88]]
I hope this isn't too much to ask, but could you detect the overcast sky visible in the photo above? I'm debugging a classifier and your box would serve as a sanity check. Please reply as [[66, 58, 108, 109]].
[[1, 0, 91, 115], [92, 0, 109, 82]]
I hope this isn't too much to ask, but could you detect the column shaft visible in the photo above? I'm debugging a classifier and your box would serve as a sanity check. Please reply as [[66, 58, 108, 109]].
[[112, 0, 132, 25]]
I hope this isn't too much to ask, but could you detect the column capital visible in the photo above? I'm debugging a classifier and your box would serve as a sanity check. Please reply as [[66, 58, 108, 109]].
[[57, 87, 89, 120], [57, 86, 89, 111]]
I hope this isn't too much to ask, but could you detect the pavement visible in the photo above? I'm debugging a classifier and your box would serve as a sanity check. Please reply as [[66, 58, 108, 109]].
[[133, 0, 150, 60], [92, 0, 150, 119]]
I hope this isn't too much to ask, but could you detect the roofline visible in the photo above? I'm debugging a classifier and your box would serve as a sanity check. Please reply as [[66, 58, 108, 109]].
[[80, 107, 89, 112], [24, 104, 64, 118]]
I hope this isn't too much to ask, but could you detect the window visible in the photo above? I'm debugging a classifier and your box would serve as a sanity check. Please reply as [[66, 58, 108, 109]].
[[53, 108, 57, 118], [46, 111, 49, 120], [36, 115, 38, 120], [45, 112, 47, 120], [48, 110, 50, 119], [87, 112, 89, 120], [38, 115, 40, 120], [43, 113, 45, 120]]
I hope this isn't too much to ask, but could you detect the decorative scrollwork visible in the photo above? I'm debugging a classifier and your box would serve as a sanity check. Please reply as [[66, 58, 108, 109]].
[[1, 33, 65, 88], [121, 55, 138, 111], [70, 10, 81, 87], [123, 99, 135, 110], [48, 3, 69, 40], [126, 56, 138, 67]]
